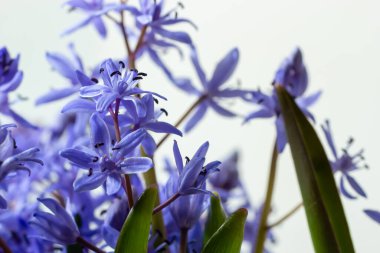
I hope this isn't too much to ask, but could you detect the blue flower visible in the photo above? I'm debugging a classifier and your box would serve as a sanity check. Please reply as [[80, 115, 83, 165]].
[[30, 198, 80, 245], [322, 120, 368, 199], [78, 59, 164, 113], [0, 124, 43, 208], [60, 113, 152, 195], [172, 47, 247, 132], [122, 94, 182, 156], [0, 47, 37, 128], [245, 48, 321, 152], [364, 209, 380, 224], [63, 0, 128, 38], [36, 44, 88, 105]]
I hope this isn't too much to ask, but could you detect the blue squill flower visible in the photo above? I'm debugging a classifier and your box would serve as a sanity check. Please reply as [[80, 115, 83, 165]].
[[123, 94, 182, 156], [63, 0, 129, 38], [322, 120, 368, 199], [364, 209, 380, 224], [36, 44, 89, 105], [0, 124, 43, 208], [60, 113, 152, 195], [30, 198, 80, 245], [78, 59, 165, 112], [245, 48, 321, 152], [168, 140, 220, 196], [0, 47, 36, 128], [172, 47, 248, 132]]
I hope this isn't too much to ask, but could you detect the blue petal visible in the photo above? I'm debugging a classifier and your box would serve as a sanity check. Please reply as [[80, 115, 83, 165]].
[[0, 71, 23, 92], [114, 128, 146, 155], [173, 140, 183, 174], [96, 92, 118, 112], [178, 157, 205, 193], [244, 109, 274, 123], [61, 99, 96, 113], [80, 84, 107, 97], [208, 48, 239, 92], [76, 70, 94, 86], [190, 49, 207, 87], [345, 174, 367, 198], [321, 120, 338, 159], [74, 172, 107, 192], [0, 195, 7, 209], [171, 77, 200, 95], [46, 52, 77, 82], [141, 134, 156, 157], [60, 148, 97, 168], [209, 100, 236, 117], [184, 101, 208, 132], [120, 157, 153, 174], [275, 117, 287, 153], [62, 16, 93, 36], [144, 121, 182, 136], [36, 87, 78, 105], [90, 113, 111, 155], [106, 174, 121, 195], [154, 28, 193, 44], [93, 16, 107, 38], [364, 210, 380, 224], [8, 109, 38, 129], [339, 176, 356, 200]]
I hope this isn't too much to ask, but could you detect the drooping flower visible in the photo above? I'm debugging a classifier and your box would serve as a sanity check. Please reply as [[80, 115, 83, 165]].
[[60, 113, 152, 195], [122, 94, 182, 156], [0, 47, 36, 128], [245, 48, 321, 152], [322, 120, 368, 199], [36, 44, 89, 105], [30, 198, 80, 245], [172, 47, 248, 132], [77, 59, 164, 113], [0, 124, 43, 208]]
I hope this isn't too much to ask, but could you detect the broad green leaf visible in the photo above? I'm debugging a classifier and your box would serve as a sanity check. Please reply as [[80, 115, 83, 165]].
[[203, 193, 227, 244], [202, 208, 247, 253], [115, 188, 157, 253], [276, 85, 354, 253]]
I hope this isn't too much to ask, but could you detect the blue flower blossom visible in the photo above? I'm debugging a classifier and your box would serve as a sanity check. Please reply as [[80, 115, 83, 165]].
[[172, 47, 247, 132], [60, 113, 152, 195], [0, 124, 43, 208], [245, 48, 321, 152], [364, 209, 380, 224], [0, 47, 37, 128], [63, 0, 128, 38], [322, 120, 368, 199], [77, 59, 164, 112], [30, 198, 80, 245], [36, 44, 88, 105], [122, 94, 182, 156]]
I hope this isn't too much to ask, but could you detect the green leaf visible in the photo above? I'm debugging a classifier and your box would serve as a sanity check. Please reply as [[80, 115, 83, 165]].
[[202, 208, 247, 253], [115, 188, 157, 253], [203, 193, 227, 244], [276, 85, 355, 253]]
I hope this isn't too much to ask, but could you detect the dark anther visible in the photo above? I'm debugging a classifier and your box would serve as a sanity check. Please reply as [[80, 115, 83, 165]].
[[258, 98, 264, 104], [178, 2, 185, 8], [99, 68, 105, 73], [364, 164, 369, 169], [12, 139, 17, 149], [94, 142, 104, 148], [91, 77, 99, 83], [112, 147, 121, 150], [119, 61, 125, 68], [153, 98, 159, 104], [133, 76, 143, 81], [100, 209, 107, 215], [130, 68, 138, 73], [110, 70, 122, 77], [138, 72, 147, 76], [199, 167, 207, 175], [175, 11, 178, 19], [155, 229, 163, 238], [271, 80, 275, 86], [348, 137, 354, 145], [92, 157, 99, 162], [0, 161, 2, 166], [185, 156, 190, 164], [111, 139, 115, 145], [88, 168, 93, 176], [160, 108, 168, 116]]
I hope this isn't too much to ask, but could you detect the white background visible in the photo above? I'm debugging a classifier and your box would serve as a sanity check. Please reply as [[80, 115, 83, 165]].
[[1, 0, 380, 252]]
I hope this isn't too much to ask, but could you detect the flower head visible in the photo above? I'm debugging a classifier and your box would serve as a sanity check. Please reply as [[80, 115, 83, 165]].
[[60, 113, 152, 195], [322, 120, 368, 199], [30, 198, 80, 245], [173, 47, 247, 132]]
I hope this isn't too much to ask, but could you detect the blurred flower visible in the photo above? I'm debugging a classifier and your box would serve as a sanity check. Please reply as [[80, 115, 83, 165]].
[[245, 48, 321, 152], [60, 113, 152, 195], [322, 120, 368, 199], [30, 198, 80, 245], [172, 47, 247, 132], [364, 209, 380, 224]]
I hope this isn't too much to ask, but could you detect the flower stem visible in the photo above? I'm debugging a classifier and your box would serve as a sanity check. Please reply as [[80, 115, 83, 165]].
[[76, 237, 105, 253], [109, 100, 134, 208], [156, 95, 206, 150], [0, 237, 12, 253], [253, 141, 278, 253], [267, 202, 303, 229], [180, 228, 188, 253], [153, 192, 180, 215], [119, 1, 132, 56]]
